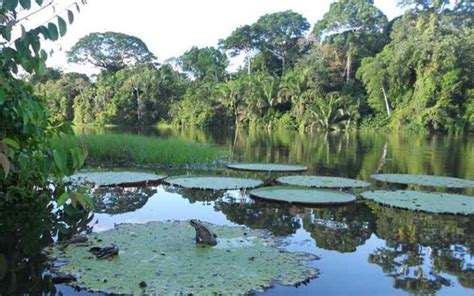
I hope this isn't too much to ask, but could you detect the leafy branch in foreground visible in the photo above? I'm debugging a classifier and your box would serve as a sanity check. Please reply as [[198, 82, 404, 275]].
[[0, 0, 90, 207]]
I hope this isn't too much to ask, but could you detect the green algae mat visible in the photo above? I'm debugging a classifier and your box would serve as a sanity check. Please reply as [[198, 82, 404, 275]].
[[361, 190, 474, 215], [49, 221, 318, 294], [226, 163, 308, 172], [67, 171, 167, 187], [277, 176, 370, 188], [164, 176, 263, 190], [249, 186, 356, 205], [370, 174, 474, 188]]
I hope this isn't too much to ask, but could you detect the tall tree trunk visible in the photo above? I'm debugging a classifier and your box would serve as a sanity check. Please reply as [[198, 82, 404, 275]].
[[381, 87, 391, 116], [346, 50, 351, 82]]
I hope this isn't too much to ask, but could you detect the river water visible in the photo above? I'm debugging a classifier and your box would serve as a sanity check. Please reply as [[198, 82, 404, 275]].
[[1, 127, 473, 295]]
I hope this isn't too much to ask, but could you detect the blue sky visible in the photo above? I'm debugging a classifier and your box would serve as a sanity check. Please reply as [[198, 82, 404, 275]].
[[36, 0, 405, 74]]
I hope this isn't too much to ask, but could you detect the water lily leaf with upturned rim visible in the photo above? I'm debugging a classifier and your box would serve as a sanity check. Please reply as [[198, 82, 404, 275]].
[[361, 190, 474, 215], [249, 186, 356, 205], [164, 176, 263, 190], [67, 171, 167, 187], [277, 176, 370, 188], [226, 163, 308, 173], [371, 174, 474, 188]]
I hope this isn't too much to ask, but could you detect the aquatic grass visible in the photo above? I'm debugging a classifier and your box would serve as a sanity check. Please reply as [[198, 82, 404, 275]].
[[52, 134, 227, 166]]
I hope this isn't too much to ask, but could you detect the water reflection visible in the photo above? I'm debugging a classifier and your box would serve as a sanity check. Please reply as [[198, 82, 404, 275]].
[[367, 202, 474, 294], [303, 203, 374, 253], [215, 199, 301, 236], [92, 187, 157, 214]]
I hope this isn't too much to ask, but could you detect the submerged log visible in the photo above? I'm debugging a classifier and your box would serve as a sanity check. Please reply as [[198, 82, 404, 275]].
[[190, 219, 217, 246]]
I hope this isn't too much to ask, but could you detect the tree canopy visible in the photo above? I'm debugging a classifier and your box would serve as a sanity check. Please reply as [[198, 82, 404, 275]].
[[67, 32, 156, 72], [178, 46, 228, 82]]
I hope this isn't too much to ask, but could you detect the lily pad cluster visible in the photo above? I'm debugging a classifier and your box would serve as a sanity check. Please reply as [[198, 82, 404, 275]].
[[370, 174, 474, 188], [277, 176, 370, 188], [361, 190, 474, 215], [164, 176, 263, 190], [226, 163, 308, 173], [67, 171, 167, 187], [49, 221, 318, 295], [250, 187, 356, 205]]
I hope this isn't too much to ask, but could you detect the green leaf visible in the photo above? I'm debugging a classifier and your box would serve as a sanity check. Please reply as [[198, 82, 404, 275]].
[[0, 153, 10, 179], [53, 149, 67, 174], [57, 16, 67, 37], [67, 10, 74, 24], [47, 23, 59, 41], [26, 32, 41, 55], [37, 26, 50, 40], [70, 192, 94, 210], [57, 192, 69, 206], [35, 0, 43, 5], [3, 0, 19, 11], [19, 0, 31, 9], [1, 138, 20, 149]]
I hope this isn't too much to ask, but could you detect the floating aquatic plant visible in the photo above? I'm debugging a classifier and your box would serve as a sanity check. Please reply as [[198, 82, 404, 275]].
[[249, 186, 356, 205], [67, 171, 167, 187], [370, 174, 474, 188], [226, 163, 308, 173], [164, 176, 263, 190], [49, 221, 318, 294], [277, 176, 370, 188], [361, 190, 474, 215]]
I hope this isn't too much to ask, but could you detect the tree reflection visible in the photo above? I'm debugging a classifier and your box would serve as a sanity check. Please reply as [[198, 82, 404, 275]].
[[368, 203, 474, 294], [215, 199, 301, 236], [165, 187, 223, 205], [302, 203, 375, 252], [92, 186, 157, 214]]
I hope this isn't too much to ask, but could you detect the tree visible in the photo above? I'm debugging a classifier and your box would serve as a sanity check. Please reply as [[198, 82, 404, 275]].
[[178, 46, 228, 82], [34, 72, 90, 121], [220, 10, 309, 76], [313, 0, 388, 82], [253, 10, 310, 75], [220, 25, 255, 74], [357, 1, 474, 131], [67, 32, 156, 72]]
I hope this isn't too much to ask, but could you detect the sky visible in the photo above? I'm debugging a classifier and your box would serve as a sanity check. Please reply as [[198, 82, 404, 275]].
[[29, 0, 406, 74]]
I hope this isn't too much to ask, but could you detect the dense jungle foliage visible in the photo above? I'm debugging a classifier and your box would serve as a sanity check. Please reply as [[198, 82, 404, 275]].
[[31, 0, 473, 132]]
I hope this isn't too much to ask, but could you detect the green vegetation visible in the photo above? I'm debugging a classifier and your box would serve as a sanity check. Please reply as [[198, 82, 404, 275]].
[[49, 221, 318, 294], [29, 0, 473, 132], [0, 0, 90, 206], [52, 134, 226, 166]]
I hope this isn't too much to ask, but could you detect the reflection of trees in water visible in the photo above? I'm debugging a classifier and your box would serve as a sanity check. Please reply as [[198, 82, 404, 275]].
[[368, 203, 474, 294], [164, 186, 223, 204], [302, 203, 375, 252], [0, 201, 93, 294], [92, 187, 157, 214], [215, 199, 301, 236]]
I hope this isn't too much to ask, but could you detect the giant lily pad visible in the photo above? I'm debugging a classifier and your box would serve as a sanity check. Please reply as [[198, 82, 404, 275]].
[[49, 221, 318, 294], [371, 174, 474, 188], [164, 176, 262, 190], [277, 176, 370, 188], [226, 163, 308, 173], [249, 186, 356, 205], [361, 190, 474, 215], [67, 171, 167, 187]]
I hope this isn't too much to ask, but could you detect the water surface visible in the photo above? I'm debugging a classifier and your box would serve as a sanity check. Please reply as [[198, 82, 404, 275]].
[[1, 127, 473, 295]]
